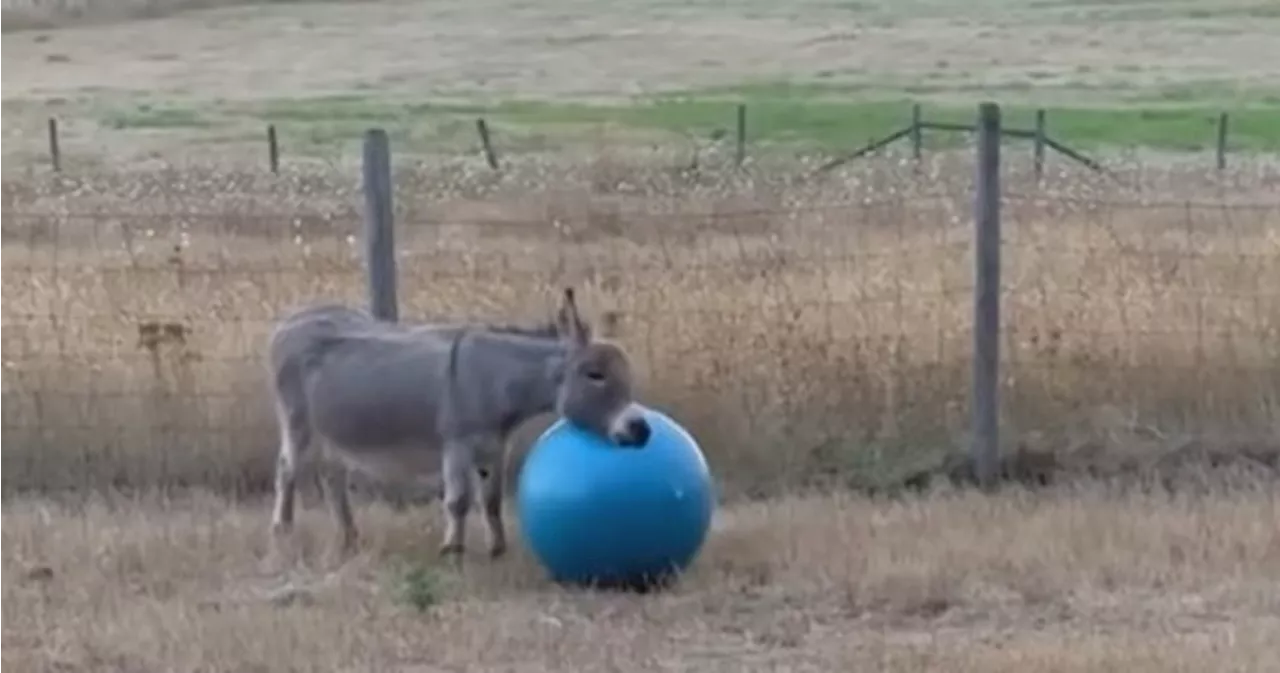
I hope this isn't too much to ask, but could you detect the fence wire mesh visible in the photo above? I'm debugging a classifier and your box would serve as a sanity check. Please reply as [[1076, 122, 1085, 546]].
[[999, 196, 1280, 450], [3, 180, 1278, 496]]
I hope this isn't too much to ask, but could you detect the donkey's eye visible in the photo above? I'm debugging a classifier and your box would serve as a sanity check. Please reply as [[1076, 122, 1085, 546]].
[[585, 370, 606, 382]]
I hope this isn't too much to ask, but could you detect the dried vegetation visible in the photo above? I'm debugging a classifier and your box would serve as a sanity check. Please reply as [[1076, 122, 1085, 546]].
[[0, 0, 312, 32], [3, 149, 1279, 497], [4, 485, 1279, 671], [3, 141, 1280, 672]]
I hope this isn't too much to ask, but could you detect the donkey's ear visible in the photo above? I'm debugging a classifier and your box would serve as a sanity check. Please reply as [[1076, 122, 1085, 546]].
[[555, 287, 592, 347]]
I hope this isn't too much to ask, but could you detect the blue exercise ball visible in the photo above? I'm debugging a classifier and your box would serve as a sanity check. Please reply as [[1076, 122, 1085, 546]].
[[516, 405, 715, 590]]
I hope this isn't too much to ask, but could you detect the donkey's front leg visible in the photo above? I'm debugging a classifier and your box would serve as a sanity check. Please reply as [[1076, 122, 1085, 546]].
[[439, 440, 477, 557]]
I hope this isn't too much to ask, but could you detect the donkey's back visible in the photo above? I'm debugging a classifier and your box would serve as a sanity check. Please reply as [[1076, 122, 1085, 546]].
[[268, 303, 460, 456], [268, 303, 429, 372]]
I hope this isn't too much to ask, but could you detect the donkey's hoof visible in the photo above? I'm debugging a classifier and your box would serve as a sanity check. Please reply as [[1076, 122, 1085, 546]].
[[438, 543, 464, 558], [488, 542, 508, 559], [332, 534, 358, 559]]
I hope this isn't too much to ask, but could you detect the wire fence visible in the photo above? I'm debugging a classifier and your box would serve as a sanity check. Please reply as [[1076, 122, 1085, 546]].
[[3, 115, 1279, 498], [37, 102, 1270, 177], [999, 194, 1280, 437]]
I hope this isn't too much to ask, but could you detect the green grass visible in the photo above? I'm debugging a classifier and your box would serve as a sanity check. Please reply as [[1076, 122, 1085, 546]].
[[68, 82, 1280, 158], [233, 77, 1280, 153], [99, 103, 213, 130], [551, 81, 1280, 152]]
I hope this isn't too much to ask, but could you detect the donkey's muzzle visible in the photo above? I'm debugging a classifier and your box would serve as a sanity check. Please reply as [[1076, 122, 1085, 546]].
[[615, 417, 651, 449]]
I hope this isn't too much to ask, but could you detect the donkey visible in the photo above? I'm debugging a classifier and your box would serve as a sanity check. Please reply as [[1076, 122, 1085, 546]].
[[266, 288, 650, 559]]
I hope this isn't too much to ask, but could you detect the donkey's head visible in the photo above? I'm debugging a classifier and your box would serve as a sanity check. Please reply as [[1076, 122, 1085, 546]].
[[552, 287, 650, 448]]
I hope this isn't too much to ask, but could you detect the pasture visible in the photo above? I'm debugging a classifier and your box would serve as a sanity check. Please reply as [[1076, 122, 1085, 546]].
[[6, 488, 1279, 671], [5, 0, 1280, 165], [3, 0, 1280, 671]]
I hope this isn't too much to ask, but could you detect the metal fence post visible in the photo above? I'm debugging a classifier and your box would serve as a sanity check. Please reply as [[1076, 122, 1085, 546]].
[[362, 129, 399, 322], [476, 118, 500, 171], [735, 103, 747, 167], [1216, 112, 1229, 172], [48, 118, 61, 173], [971, 102, 1002, 489], [1032, 109, 1046, 184], [267, 124, 280, 174], [910, 103, 923, 162]]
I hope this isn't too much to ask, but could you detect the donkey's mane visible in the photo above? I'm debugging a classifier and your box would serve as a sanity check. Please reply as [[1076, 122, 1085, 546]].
[[444, 318, 564, 396], [475, 320, 561, 340]]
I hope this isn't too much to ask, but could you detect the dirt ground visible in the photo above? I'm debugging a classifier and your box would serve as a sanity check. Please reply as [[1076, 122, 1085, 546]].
[[4, 487, 1279, 672]]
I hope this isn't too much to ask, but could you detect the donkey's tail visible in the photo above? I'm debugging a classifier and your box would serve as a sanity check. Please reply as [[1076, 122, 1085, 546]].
[[269, 354, 313, 464]]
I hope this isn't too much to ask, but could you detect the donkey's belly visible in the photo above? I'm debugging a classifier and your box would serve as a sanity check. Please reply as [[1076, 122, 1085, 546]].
[[325, 442, 444, 485]]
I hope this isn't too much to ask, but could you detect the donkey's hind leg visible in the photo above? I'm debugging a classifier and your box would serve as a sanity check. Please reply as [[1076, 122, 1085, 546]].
[[439, 440, 477, 557], [477, 438, 508, 558], [271, 400, 310, 539]]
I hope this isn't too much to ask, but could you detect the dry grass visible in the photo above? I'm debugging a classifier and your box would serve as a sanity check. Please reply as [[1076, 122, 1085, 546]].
[[6, 0, 1280, 171], [0, 0, 327, 32], [5, 3, 1279, 670], [2, 114, 1279, 673], [4, 485, 1279, 671], [3, 152, 1279, 496], [6, 0, 1277, 99]]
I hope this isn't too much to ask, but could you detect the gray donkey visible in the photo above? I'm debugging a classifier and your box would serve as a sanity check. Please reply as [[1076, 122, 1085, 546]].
[[266, 288, 650, 559]]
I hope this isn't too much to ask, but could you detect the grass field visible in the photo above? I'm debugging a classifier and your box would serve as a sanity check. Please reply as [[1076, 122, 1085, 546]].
[[55, 92, 1280, 157], [4, 0, 1280, 167], [5, 487, 1279, 671], [4, 0, 1280, 671]]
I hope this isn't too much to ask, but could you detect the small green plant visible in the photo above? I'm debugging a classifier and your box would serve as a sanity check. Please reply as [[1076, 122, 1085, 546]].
[[394, 563, 445, 613]]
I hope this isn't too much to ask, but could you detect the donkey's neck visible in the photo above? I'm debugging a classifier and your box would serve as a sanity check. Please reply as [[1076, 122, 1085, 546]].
[[455, 331, 570, 429], [512, 339, 569, 415]]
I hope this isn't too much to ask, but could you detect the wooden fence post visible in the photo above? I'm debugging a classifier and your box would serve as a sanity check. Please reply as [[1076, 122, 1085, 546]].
[[475, 118, 500, 171], [1216, 112, 1229, 171], [267, 124, 280, 174], [1032, 109, 1046, 184], [910, 103, 923, 162], [971, 102, 1002, 489], [362, 129, 399, 323], [48, 118, 61, 173], [735, 103, 747, 167]]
